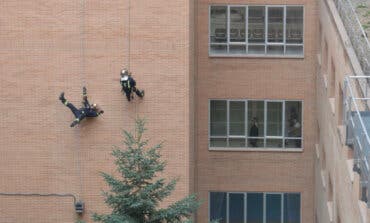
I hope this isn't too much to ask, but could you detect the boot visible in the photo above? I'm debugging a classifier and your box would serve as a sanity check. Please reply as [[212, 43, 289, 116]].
[[70, 119, 79, 127], [59, 92, 66, 103]]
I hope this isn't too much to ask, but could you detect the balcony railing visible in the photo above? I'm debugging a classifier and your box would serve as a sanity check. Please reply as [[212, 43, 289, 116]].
[[333, 0, 370, 74], [344, 76, 370, 206]]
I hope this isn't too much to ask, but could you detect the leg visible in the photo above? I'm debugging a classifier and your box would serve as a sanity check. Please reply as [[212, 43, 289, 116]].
[[124, 90, 131, 101], [60, 92, 80, 117], [133, 87, 144, 98], [66, 103, 81, 118]]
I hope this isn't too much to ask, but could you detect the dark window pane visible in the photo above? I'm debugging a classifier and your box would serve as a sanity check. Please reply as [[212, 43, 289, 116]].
[[285, 139, 302, 148], [267, 45, 284, 55], [210, 6, 227, 43], [266, 194, 282, 223], [247, 193, 263, 223], [248, 45, 265, 54], [286, 7, 303, 44], [248, 101, 265, 137], [286, 46, 303, 56], [210, 138, 227, 147], [230, 45, 246, 54], [210, 45, 227, 54], [210, 100, 227, 136], [268, 7, 284, 43], [229, 138, 246, 147], [210, 192, 227, 223], [248, 138, 264, 148], [229, 193, 244, 223], [230, 7, 246, 42], [284, 193, 301, 223], [248, 6, 265, 43], [266, 139, 283, 148], [229, 101, 245, 135], [285, 101, 302, 138], [267, 102, 283, 136]]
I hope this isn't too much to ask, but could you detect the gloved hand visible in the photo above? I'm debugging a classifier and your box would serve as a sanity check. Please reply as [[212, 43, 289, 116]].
[[99, 110, 104, 115]]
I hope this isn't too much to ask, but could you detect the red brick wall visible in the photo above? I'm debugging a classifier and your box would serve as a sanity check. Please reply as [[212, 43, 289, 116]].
[[0, 0, 193, 222], [195, 0, 318, 222]]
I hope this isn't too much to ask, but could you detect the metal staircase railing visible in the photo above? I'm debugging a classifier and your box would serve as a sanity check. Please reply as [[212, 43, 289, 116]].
[[344, 76, 370, 206]]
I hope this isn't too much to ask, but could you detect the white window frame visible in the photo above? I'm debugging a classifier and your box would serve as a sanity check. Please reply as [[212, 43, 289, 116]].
[[209, 4, 305, 58], [209, 99, 304, 150], [208, 191, 302, 223]]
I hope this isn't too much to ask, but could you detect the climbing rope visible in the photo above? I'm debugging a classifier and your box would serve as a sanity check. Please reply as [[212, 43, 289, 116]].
[[75, 0, 87, 202]]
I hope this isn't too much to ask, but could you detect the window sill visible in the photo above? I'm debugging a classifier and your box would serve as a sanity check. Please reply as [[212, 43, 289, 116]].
[[209, 147, 303, 152], [208, 54, 304, 59]]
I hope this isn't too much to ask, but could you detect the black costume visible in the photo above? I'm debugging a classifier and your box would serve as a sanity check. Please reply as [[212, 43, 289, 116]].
[[59, 87, 103, 127], [120, 75, 144, 101], [249, 123, 259, 147]]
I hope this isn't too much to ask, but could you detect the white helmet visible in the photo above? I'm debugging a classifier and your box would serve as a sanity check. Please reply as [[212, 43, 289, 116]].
[[121, 69, 129, 76]]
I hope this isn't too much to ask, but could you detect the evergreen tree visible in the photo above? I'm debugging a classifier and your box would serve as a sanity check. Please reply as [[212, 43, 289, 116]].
[[93, 119, 201, 223]]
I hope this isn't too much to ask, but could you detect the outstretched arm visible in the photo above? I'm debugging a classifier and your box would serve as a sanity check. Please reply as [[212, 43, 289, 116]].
[[82, 86, 90, 108]]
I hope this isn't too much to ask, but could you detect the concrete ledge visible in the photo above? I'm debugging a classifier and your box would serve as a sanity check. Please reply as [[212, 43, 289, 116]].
[[327, 201, 334, 222], [347, 159, 355, 182], [329, 97, 336, 115], [316, 144, 320, 160], [358, 200, 368, 223]]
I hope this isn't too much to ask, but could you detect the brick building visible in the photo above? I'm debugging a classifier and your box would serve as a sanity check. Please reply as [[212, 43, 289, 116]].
[[0, 0, 369, 222]]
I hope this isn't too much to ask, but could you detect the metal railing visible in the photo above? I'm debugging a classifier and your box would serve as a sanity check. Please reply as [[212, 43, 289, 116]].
[[344, 76, 370, 206], [333, 0, 370, 74]]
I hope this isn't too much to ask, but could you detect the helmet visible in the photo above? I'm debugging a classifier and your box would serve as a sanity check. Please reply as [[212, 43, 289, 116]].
[[91, 103, 98, 109], [121, 69, 129, 76]]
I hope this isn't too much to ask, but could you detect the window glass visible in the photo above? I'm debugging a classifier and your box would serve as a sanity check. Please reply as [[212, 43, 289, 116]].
[[267, 45, 284, 55], [210, 138, 227, 147], [210, 192, 300, 223], [248, 101, 265, 147], [266, 194, 282, 223], [285, 101, 302, 137], [268, 7, 284, 43], [248, 45, 266, 55], [286, 45, 303, 56], [266, 102, 283, 136], [210, 100, 302, 148], [229, 138, 246, 147], [286, 6, 303, 44], [247, 193, 263, 223], [229, 193, 244, 223], [210, 6, 227, 43], [248, 101, 265, 137], [248, 6, 265, 44], [210, 100, 227, 136], [229, 101, 245, 135], [210, 192, 227, 223], [210, 5, 303, 56], [230, 45, 246, 54], [285, 101, 302, 148], [230, 7, 246, 42], [284, 193, 301, 223], [266, 139, 283, 148]]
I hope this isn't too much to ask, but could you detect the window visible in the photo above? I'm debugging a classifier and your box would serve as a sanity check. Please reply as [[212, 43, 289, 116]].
[[209, 192, 301, 223], [209, 5, 304, 56], [209, 100, 303, 149]]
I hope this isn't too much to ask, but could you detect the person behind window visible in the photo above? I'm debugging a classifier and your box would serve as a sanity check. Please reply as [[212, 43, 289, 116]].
[[249, 117, 259, 147]]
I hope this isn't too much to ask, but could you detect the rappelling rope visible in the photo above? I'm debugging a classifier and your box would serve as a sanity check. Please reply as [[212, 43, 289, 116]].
[[126, 0, 138, 129], [75, 0, 86, 202]]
